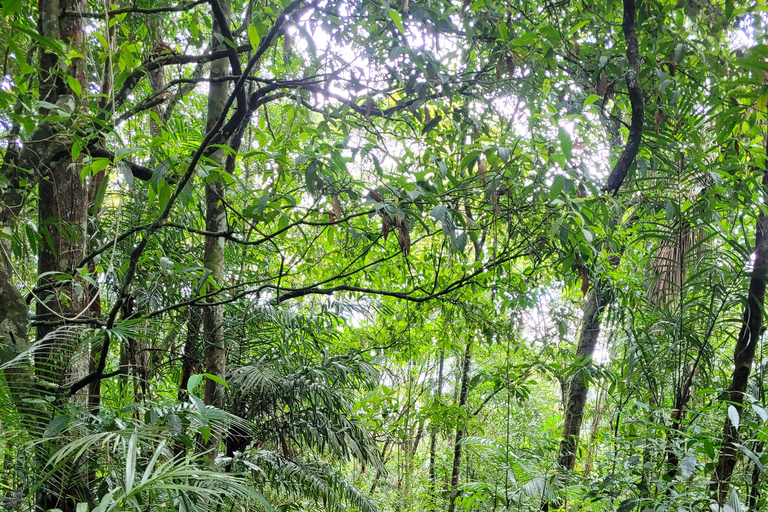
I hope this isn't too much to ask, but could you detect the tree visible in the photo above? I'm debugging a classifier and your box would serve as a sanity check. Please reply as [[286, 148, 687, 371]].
[[3, 1, 768, 512]]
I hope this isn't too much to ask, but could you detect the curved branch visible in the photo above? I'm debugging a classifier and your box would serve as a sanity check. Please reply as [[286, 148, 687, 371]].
[[602, 0, 643, 194]]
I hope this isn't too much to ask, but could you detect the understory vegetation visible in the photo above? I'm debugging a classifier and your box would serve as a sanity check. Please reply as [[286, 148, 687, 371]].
[[1, 0, 768, 511]]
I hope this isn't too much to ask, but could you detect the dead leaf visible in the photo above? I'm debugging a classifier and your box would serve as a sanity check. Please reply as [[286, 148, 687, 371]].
[[506, 55, 515, 76], [368, 189, 384, 202], [654, 109, 664, 135], [572, 40, 580, 57], [332, 195, 342, 219], [578, 265, 589, 296], [596, 73, 607, 96], [153, 42, 175, 54], [382, 214, 391, 241], [478, 157, 487, 185], [395, 215, 410, 256]]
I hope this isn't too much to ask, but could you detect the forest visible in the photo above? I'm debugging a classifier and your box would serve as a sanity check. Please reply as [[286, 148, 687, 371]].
[[0, 0, 767, 511]]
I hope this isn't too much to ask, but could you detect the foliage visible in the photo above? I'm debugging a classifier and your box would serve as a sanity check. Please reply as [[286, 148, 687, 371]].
[[2, 0, 768, 512]]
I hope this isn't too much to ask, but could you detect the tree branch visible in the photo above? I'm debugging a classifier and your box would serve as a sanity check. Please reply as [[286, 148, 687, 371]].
[[602, 0, 643, 194], [64, 0, 208, 18]]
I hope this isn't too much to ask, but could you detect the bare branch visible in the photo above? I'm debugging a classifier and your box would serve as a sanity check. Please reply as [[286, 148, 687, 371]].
[[603, 0, 643, 194], [64, 0, 208, 18]]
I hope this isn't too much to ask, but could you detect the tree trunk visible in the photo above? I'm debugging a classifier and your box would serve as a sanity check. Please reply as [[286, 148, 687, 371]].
[[748, 441, 764, 510], [429, 349, 445, 510], [34, 0, 88, 391], [0, 239, 39, 431], [557, 288, 610, 472], [202, 0, 231, 461], [180, 307, 203, 399], [447, 341, 472, 512], [33, 1, 90, 510], [665, 366, 694, 478], [711, 169, 768, 505]]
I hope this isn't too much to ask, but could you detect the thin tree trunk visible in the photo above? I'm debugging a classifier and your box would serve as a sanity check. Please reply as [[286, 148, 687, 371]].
[[429, 349, 445, 510], [447, 340, 472, 512], [711, 169, 768, 505], [665, 366, 694, 478], [202, 0, 231, 461], [370, 440, 391, 494], [557, 289, 609, 472], [180, 308, 203, 399], [748, 441, 764, 510]]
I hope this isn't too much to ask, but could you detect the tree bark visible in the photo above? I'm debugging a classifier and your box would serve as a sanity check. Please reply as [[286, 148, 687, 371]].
[[447, 341, 472, 512], [748, 441, 764, 510], [665, 366, 694, 478], [557, 288, 610, 472], [429, 349, 445, 510], [202, 0, 231, 461], [32, 1, 90, 510], [34, 0, 89, 390], [711, 169, 768, 505]]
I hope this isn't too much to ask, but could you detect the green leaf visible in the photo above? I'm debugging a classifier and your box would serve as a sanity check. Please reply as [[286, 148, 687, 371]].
[[583, 94, 600, 107], [44, 415, 70, 438], [753, 404, 768, 423], [203, 373, 229, 389], [680, 455, 696, 478], [66, 75, 82, 97], [421, 114, 442, 135], [388, 9, 405, 33], [617, 498, 638, 512], [497, 21, 508, 41], [735, 444, 764, 473], [248, 25, 261, 50], [187, 373, 204, 394], [558, 126, 572, 160], [90, 173, 109, 215]]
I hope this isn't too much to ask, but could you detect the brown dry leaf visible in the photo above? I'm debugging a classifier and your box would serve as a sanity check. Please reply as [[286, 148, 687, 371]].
[[578, 265, 589, 296], [382, 214, 391, 241], [394, 215, 410, 256], [328, 212, 335, 223], [424, 104, 431, 125], [654, 109, 664, 135], [506, 55, 516, 76], [401, 0, 408, 13], [478, 157, 487, 185], [332, 195, 342, 219], [577, 182, 586, 199], [596, 73, 608, 96], [572, 40, 580, 57], [153, 42, 175, 54]]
